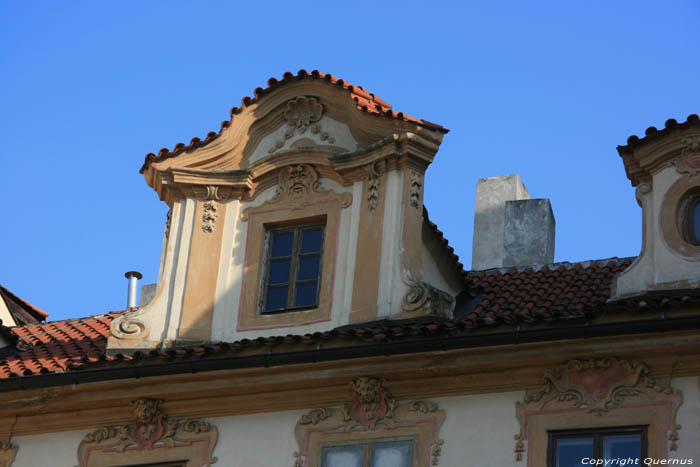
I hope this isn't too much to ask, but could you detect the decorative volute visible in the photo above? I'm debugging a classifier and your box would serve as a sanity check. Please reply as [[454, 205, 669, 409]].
[[108, 72, 463, 353], [613, 115, 700, 299]]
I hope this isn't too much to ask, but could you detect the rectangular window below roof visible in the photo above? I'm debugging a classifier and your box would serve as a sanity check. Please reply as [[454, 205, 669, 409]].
[[321, 440, 414, 467], [548, 426, 647, 467], [260, 224, 324, 313]]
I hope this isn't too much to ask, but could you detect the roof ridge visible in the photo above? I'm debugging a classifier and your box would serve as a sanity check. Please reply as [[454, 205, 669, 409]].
[[139, 69, 448, 173], [467, 256, 635, 277]]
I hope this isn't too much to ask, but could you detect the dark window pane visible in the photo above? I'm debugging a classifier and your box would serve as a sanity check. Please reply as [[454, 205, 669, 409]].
[[321, 444, 363, 467], [294, 281, 318, 307], [268, 259, 291, 284], [297, 255, 320, 281], [265, 286, 288, 311], [556, 437, 594, 467], [371, 440, 413, 467], [271, 231, 294, 257], [603, 434, 641, 461], [300, 227, 323, 253], [692, 201, 700, 243]]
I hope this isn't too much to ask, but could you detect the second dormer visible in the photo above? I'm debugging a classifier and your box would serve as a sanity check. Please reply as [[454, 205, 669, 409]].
[[108, 71, 464, 352]]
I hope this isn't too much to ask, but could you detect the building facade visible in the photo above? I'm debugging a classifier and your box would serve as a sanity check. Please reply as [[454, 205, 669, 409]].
[[1, 71, 699, 467]]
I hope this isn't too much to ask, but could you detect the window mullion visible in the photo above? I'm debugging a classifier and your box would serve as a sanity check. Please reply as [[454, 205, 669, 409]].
[[287, 228, 301, 309], [363, 443, 371, 467]]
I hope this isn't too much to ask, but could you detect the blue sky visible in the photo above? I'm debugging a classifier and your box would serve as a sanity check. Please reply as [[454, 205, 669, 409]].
[[1, 1, 699, 322]]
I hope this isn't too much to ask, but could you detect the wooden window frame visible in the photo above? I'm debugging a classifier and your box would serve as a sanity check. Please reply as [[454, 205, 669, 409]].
[[547, 426, 648, 466], [319, 437, 416, 467], [259, 223, 325, 314]]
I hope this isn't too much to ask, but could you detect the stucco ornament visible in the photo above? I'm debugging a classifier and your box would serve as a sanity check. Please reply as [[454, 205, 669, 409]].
[[364, 160, 383, 210], [0, 441, 17, 467], [672, 135, 700, 177], [268, 97, 336, 154], [78, 398, 218, 467], [402, 278, 455, 318], [201, 201, 218, 233], [294, 376, 446, 466], [409, 170, 423, 208], [513, 358, 683, 461], [240, 164, 352, 221]]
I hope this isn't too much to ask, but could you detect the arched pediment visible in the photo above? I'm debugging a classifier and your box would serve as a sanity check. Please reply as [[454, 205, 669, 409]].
[[141, 70, 446, 204]]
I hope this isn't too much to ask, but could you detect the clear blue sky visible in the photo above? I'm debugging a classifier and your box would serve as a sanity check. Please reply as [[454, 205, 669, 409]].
[[1, 1, 699, 322]]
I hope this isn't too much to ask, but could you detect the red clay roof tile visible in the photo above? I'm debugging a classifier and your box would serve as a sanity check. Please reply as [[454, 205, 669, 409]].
[[618, 114, 700, 153], [4, 257, 700, 381], [140, 69, 448, 173]]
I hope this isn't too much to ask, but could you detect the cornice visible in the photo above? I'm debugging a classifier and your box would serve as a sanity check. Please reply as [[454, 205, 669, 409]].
[[154, 167, 254, 204], [1, 330, 700, 437]]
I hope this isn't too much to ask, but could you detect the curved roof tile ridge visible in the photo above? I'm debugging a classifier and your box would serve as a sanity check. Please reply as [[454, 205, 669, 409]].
[[618, 114, 700, 152], [467, 256, 635, 277], [140, 69, 448, 173]]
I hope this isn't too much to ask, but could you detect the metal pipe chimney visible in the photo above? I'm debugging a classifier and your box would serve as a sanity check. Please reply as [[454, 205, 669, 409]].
[[124, 271, 143, 309]]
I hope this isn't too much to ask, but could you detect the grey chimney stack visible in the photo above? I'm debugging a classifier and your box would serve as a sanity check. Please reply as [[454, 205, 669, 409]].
[[124, 271, 143, 309], [472, 175, 555, 270]]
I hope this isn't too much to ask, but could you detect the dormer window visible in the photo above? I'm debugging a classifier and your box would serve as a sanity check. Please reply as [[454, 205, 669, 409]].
[[261, 224, 325, 313], [682, 192, 700, 246]]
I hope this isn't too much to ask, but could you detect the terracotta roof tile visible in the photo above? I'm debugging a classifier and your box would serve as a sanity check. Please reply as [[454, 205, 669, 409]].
[[140, 69, 448, 173], [1, 313, 116, 379], [4, 257, 700, 381], [618, 114, 700, 153]]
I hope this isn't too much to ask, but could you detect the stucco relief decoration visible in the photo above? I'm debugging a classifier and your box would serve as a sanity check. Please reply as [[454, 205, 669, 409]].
[[673, 136, 700, 177], [0, 441, 17, 467], [202, 201, 218, 233], [164, 208, 172, 239], [268, 97, 335, 154], [293, 376, 446, 466], [409, 170, 423, 209], [402, 279, 455, 318], [364, 160, 384, 210], [77, 398, 218, 467], [240, 164, 352, 221], [513, 358, 683, 461]]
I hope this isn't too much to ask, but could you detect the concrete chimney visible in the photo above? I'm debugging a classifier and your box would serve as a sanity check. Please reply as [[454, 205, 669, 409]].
[[472, 174, 555, 270]]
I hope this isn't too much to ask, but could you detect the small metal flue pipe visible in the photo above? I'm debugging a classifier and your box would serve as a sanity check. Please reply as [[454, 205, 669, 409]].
[[124, 271, 143, 309]]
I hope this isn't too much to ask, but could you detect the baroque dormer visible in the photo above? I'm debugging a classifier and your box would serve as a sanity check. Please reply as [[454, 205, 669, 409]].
[[613, 114, 700, 299], [108, 71, 463, 352]]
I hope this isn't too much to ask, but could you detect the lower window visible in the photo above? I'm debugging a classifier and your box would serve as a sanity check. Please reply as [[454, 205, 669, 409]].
[[321, 440, 414, 467], [548, 426, 647, 467]]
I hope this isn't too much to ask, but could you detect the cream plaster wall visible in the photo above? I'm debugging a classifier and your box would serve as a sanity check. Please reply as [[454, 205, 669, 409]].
[[378, 169, 409, 319], [421, 244, 462, 297], [9, 379, 700, 466], [615, 166, 700, 298], [670, 377, 700, 463], [217, 177, 358, 341], [0, 295, 16, 328]]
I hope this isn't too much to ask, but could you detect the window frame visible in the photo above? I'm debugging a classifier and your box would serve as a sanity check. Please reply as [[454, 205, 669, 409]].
[[681, 192, 700, 245], [547, 426, 648, 467], [259, 222, 325, 314], [319, 437, 416, 467]]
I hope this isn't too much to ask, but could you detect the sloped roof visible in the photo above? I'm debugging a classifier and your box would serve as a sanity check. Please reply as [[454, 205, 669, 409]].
[[140, 69, 448, 173], [4, 257, 700, 384], [0, 284, 48, 325], [617, 113, 700, 153]]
